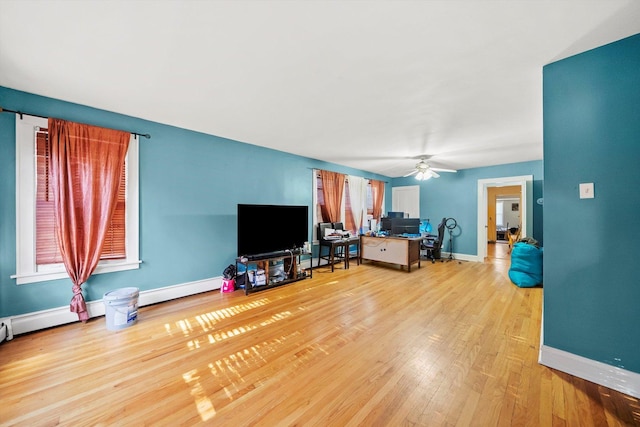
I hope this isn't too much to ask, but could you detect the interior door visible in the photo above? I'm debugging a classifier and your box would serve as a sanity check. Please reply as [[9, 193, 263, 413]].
[[392, 185, 420, 218]]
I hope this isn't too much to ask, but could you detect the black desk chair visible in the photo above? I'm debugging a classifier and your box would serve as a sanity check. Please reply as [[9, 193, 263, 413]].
[[422, 220, 445, 263]]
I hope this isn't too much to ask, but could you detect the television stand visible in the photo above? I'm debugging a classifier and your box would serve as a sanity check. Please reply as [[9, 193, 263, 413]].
[[236, 248, 312, 295]]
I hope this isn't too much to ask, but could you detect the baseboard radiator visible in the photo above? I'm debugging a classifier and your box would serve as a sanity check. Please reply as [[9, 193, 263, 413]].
[[0, 276, 221, 343], [0, 322, 9, 344]]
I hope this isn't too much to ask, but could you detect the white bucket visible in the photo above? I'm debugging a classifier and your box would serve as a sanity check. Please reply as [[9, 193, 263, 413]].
[[103, 287, 139, 331]]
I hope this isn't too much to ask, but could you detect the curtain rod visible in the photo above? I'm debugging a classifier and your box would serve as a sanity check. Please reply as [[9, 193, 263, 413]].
[[0, 107, 151, 140], [310, 167, 388, 183]]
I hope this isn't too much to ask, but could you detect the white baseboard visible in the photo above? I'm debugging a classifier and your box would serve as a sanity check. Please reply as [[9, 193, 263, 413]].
[[448, 252, 479, 262], [430, 252, 480, 263], [539, 345, 640, 399], [0, 276, 221, 341]]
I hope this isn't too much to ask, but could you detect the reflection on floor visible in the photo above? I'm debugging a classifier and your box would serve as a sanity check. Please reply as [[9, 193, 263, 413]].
[[487, 241, 510, 260]]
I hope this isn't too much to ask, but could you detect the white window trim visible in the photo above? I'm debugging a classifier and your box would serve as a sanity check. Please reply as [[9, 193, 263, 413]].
[[11, 115, 140, 285]]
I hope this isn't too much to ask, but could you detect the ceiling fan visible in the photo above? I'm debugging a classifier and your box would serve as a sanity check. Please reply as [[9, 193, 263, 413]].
[[403, 158, 457, 180]]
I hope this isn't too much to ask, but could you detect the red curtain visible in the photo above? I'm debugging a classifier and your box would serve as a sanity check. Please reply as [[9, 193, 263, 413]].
[[319, 170, 345, 223], [371, 179, 385, 221], [48, 118, 130, 322]]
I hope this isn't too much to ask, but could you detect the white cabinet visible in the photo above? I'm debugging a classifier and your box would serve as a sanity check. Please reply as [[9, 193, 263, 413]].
[[360, 236, 421, 272]]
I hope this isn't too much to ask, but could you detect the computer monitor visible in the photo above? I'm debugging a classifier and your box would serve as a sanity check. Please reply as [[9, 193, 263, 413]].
[[387, 211, 404, 218], [391, 218, 420, 235]]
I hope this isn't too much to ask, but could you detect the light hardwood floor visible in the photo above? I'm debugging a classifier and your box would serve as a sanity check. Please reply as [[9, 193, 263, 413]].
[[2, 255, 639, 426]]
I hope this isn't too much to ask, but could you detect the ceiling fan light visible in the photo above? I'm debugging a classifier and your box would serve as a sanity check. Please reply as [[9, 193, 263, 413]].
[[415, 171, 424, 180]]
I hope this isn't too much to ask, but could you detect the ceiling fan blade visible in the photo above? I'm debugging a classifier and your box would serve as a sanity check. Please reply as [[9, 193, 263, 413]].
[[431, 167, 457, 173], [429, 170, 440, 178], [403, 169, 419, 177]]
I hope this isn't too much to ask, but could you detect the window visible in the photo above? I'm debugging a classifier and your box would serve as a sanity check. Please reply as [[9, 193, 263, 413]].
[[35, 127, 127, 265], [315, 172, 377, 235], [13, 115, 140, 285], [496, 201, 504, 227], [344, 184, 354, 231]]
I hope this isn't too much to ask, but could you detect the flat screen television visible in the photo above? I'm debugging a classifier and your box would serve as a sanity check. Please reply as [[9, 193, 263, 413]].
[[237, 204, 309, 256]]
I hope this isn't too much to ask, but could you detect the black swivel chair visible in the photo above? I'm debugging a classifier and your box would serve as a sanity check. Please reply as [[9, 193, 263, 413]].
[[422, 219, 445, 263]]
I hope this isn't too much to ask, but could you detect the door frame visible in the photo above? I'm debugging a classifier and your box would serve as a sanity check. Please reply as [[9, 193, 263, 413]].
[[477, 175, 533, 260]]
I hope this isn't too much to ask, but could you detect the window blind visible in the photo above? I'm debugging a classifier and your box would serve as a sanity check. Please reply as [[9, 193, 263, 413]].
[[35, 128, 126, 265]]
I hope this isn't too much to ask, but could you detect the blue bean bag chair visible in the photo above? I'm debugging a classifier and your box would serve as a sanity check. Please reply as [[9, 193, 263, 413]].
[[508, 242, 543, 287]]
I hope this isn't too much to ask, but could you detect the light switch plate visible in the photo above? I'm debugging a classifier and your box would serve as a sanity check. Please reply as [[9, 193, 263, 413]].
[[579, 183, 594, 199]]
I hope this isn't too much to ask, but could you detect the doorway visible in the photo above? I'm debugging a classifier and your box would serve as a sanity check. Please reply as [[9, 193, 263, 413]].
[[477, 175, 532, 261], [488, 186, 521, 260]]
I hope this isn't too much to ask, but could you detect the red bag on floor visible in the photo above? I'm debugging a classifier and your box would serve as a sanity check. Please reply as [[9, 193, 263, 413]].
[[221, 278, 235, 293]]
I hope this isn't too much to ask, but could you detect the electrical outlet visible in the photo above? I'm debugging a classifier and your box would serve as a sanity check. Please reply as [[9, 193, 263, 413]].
[[579, 183, 594, 199]]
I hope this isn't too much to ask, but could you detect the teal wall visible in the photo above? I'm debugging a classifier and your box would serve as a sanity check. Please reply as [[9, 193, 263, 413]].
[[0, 86, 390, 318], [391, 160, 544, 255], [543, 33, 640, 373]]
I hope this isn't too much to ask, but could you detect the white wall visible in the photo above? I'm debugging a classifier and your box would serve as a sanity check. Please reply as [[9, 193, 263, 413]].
[[498, 197, 520, 228]]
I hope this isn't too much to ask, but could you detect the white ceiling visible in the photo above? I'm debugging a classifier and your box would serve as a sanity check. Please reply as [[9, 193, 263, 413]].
[[2, 1, 640, 178]]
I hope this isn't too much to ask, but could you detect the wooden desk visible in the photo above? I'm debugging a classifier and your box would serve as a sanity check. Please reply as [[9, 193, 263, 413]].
[[360, 235, 421, 272]]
